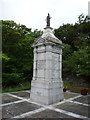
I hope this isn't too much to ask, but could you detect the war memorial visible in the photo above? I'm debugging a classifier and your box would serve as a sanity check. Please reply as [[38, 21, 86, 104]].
[[30, 13, 64, 105], [1, 14, 89, 119]]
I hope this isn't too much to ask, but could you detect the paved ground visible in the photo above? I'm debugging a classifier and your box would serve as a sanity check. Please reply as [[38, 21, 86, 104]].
[[1, 90, 90, 120]]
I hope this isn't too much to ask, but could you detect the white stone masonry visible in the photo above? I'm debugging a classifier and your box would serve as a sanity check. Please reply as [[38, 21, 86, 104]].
[[30, 27, 64, 105]]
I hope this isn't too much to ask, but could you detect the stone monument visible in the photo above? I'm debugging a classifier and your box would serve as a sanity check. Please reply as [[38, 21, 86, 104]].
[[30, 13, 64, 105]]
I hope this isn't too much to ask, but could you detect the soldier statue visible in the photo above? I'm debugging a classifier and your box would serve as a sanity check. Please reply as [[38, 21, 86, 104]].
[[46, 13, 51, 27]]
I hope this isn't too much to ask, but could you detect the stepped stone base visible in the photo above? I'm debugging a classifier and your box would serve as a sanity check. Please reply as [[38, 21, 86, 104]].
[[30, 80, 64, 105]]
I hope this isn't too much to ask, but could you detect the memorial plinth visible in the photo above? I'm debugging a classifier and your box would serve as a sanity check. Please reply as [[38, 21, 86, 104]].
[[30, 26, 64, 105]]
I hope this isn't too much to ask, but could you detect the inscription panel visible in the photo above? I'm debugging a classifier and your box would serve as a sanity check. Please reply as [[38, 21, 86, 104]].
[[37, 60, 46, 69], [52, 60, 59, 70], [52, 53, 60, 70]]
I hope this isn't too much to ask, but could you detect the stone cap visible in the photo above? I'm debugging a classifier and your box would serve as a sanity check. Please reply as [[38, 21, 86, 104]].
[[32, 27, 63, 48]]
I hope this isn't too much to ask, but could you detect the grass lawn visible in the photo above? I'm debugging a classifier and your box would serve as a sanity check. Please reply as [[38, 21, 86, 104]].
[[63, 82, 89, 93], [2, 82, 89, 94], [2, 81, 31, 93]]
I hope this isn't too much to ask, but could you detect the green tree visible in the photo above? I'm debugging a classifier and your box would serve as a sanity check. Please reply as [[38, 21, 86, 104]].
[[54, 14, 90, 80], [2, 20, 42, 88]]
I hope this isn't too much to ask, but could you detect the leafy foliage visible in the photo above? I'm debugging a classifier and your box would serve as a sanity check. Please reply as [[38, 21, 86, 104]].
[[2, 20, 42, 88], [54, 14, 90, 81]]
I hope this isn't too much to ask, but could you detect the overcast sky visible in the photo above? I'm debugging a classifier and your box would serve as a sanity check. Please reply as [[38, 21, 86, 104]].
[[0, 0, 89, 30]]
